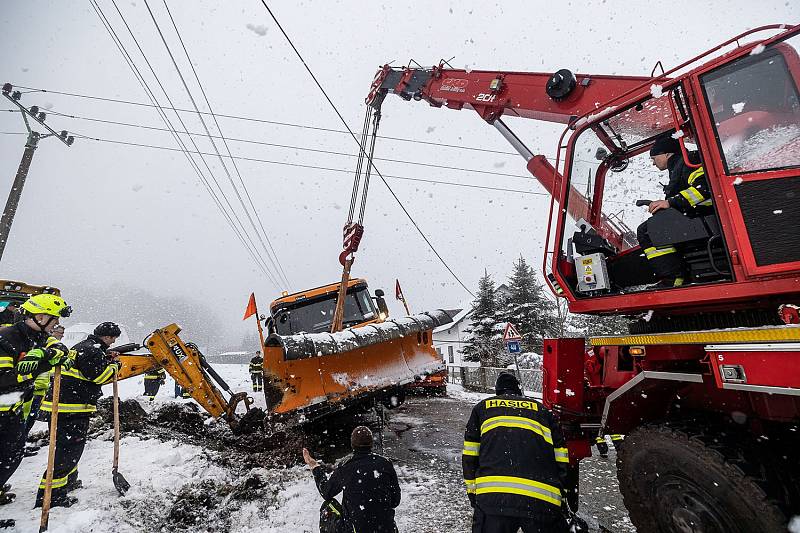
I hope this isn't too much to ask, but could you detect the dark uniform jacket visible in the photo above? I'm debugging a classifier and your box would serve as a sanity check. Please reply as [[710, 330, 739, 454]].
[[145, 368, 166, 382], [249, 355, 263, 374], [312, 450, 401, 532], [0, 322, 50, 412], [43, 334, 118, 415], [664, 152, 713, 216], [463, 394, 569, 520]]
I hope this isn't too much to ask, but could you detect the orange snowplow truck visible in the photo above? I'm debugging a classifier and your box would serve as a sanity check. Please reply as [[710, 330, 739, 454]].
[[261, 278, 451, 420], [369, 25, 800, 533]]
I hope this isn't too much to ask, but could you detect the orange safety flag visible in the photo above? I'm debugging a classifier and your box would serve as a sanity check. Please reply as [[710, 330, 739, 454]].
[[243, 293, 258, 320], [395, 279, 404, 302]]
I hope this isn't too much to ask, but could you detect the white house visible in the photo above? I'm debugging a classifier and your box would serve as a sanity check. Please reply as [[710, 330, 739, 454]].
[[432, 304, 476, 368]]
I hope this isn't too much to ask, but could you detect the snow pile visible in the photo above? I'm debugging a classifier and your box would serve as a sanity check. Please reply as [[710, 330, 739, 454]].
[[278, 310, 452, 360]]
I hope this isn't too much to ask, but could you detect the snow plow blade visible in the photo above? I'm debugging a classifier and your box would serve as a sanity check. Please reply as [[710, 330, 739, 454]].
[[262, 310, 452, 420]]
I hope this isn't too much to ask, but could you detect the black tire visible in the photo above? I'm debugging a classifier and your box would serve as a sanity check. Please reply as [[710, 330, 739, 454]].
[[617, 424, 787, 533]]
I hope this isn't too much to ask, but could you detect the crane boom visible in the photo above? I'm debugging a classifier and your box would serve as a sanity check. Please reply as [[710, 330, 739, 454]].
[[367, 64, 651, 248]]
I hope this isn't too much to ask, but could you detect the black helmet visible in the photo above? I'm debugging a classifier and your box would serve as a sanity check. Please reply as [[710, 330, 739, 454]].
[[495, 372, 522, 396], [94, 321, 121, 337]]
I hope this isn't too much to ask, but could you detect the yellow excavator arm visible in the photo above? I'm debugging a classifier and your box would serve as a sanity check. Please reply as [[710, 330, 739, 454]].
[[117, 324, 253, 429]]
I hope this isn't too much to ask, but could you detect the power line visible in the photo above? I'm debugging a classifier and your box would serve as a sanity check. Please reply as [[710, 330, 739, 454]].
[[107, 0, 286, 289], [12, 84, 522, 157], [90, 0, 280, 287], [161, 0, 291, 288], [35, 108, 540, 181], [62, 130, 546, 195], [259, 1, 475, 298], [144, 0, 290, 288]]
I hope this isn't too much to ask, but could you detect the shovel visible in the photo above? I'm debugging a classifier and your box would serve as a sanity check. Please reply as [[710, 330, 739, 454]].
[[112, 373, 130, 495], [39, 366, 61, 533]]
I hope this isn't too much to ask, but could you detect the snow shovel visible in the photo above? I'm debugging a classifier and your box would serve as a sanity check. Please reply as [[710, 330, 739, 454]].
[[39, 366, 61, 533], [112, 373, 130, 495]]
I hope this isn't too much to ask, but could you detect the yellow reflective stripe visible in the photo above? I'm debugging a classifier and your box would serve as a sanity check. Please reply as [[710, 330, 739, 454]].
[[474, 475, 562, 507], [480, 415, 553, 445], [462, 440, 480, 456], [41, 401, 96, 413], [61, 368, 89, 381], [688, 166, 705, 185], [610, 435, 624, 441], [93, 364, 117, 384], [644, 246, 677, 260], [39, 470, 73, 489], [464, 478, 476, 494], [144, 375, 161, 379], [679, 186, 706, 207], [554, 447, 569, 463], [595, 436, 606, 443], [0, 356, 13, 368]]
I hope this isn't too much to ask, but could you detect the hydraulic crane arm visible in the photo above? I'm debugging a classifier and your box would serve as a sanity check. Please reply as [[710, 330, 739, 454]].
[[117, 324, 252, 430], [367, 65, 658, 249]]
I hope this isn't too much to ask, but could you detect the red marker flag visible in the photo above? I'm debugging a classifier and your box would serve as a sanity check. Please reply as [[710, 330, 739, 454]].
[[243, 293, 258, 320], [395, 279, 404, 302]]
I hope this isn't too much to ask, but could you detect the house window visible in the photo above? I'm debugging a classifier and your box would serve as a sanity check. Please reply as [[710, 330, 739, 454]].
[[448, 345, 454, 364], [436, 347, 442, 358]]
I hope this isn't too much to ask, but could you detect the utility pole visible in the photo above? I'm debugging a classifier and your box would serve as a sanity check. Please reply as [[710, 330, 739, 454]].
[[0, 83, 74, 262]]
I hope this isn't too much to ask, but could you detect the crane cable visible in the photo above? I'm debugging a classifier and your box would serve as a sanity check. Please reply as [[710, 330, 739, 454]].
[[259, 0, 475, 299]]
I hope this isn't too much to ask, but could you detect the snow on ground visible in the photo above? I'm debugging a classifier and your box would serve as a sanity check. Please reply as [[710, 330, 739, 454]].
[[3, 364, 450, 532]]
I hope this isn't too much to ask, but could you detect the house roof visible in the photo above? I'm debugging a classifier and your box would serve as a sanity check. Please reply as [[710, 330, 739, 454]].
[[433, 301, 475, 334]]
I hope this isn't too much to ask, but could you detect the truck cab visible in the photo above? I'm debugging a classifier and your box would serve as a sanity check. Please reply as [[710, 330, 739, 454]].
[[268, 278, 389, 335]]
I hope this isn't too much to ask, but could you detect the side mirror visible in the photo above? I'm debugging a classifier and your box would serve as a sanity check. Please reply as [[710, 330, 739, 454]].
[[374, 289, 389, 318]]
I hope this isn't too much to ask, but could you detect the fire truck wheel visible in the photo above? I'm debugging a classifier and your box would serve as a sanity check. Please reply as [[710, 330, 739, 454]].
[[616, 424, 787, 533]]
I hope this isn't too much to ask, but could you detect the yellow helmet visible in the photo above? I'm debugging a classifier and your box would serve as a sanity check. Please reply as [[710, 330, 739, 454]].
[[20, 293, 72, 318]]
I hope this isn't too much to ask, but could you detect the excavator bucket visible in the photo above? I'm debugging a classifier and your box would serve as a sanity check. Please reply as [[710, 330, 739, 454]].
[[261, 310, 452, 421]]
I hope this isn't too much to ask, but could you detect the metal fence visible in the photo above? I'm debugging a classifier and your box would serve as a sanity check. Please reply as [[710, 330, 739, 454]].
[[447, 365, 543, 394]]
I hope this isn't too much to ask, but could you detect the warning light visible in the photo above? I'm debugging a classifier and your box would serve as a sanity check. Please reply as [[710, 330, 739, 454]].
[[629, 346, 646, 356]]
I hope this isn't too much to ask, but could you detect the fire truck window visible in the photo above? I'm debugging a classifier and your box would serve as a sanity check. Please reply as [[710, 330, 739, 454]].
[[701, 34, 800, 174], [562, 128, 602, 258]]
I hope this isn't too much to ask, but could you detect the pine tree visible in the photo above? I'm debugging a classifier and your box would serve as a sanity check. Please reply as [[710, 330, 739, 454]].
[[570, 313, 629, 337], [500, 256, 558, 354], [462, 270, 504, 366]]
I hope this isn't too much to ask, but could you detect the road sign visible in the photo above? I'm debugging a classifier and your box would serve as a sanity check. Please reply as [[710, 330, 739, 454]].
[[506, 340, 521, 353], [503, 322, 522, 342]]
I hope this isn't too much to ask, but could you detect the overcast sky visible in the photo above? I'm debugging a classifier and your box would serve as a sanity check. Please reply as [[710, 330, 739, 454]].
[[1, 1, 797, 344]]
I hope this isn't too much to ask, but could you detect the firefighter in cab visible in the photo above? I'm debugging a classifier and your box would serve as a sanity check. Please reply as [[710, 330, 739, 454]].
[[35, 321, 122, 508], [463, 372, 572, 533], [143, 367, 166, 402], [637, 132, 712, 288], [249, 351, 263, 392]]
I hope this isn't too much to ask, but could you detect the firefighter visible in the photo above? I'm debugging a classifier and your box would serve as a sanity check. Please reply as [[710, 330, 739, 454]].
[[249, 351, 263, 392], [34, 321, 121, 508], [303, 426, 401, 533], [0, 301, 20, 327], [0, 294, 73, 511], [594, 434, 623, 458], [143, 367, 166, 401], [637, 132, 713, 288], [24, 324, 65, 435], [463, 372, 570, 533]]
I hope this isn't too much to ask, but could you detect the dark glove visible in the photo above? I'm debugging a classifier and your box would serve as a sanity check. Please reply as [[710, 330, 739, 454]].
[[468, 493, 476, 508], [46, 344, 75, 370]]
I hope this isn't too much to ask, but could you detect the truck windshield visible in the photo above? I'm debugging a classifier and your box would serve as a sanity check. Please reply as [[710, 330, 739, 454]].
[[273, 288, 376, 335], [701, 33, 800, 174]]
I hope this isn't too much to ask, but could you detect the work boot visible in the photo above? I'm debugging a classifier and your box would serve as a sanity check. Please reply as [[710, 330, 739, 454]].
[[0, 519, 15, 529], [34, 495, 77, 509], [24, 445, 40, 457], [651, 276, 684, 289], [0, 490, 15, 506]]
